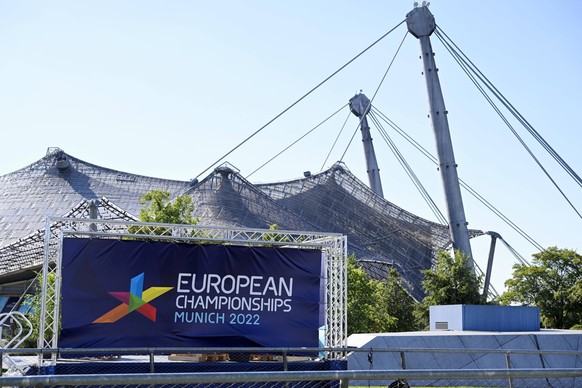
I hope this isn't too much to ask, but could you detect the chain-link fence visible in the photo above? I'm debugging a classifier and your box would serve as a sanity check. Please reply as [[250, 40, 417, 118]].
[[1, 347, 581, 387], [1, 367, 582, 387]]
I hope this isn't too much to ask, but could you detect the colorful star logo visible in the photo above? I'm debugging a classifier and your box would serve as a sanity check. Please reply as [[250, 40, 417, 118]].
[[93, 272, 173, 323]]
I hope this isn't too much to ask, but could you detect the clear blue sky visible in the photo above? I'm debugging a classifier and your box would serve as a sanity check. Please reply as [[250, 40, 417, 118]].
[[0, 1, 580, 293]]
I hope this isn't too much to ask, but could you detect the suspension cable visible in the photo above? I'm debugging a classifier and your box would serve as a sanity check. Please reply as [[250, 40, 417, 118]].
[[320, 109, 353, 171], [369, 111, 448, 225], [436, 26, 582, 190], [338, 29, 409, 163], [372, 107, 437, 163], [245, 104, 348, 179], [372, 107, 544, 251], [435, 27, 581, 220], [339, 124, 361, 163], [498, 237, 531, 266], [436, 28, 581, 220], [192, 19, 407, 181]]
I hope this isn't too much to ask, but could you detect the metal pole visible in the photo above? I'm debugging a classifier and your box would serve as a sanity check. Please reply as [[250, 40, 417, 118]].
[[349, 93, 384, 198], [282, 350, 288, 371], [89, 199, 99, 232], [406, 4, 473, 262], [400, 351, 408, 387], [482, 232, 500, 300], [506, 351, 514, 388]]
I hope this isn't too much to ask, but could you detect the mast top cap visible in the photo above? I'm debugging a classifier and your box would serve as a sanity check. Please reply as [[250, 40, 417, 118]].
[[349, 93, 371, 117], [406, 4, 436, 38]]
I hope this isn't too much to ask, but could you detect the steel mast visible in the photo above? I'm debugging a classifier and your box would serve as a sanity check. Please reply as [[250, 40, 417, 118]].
[[349, 92, 384, 198], [406, 3, 473, 261]]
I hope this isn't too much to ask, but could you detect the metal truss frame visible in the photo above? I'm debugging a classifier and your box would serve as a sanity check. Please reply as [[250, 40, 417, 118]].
[[40, 217, 347, 361]]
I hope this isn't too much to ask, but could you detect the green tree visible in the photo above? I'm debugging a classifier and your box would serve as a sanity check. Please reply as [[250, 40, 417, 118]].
[[378, 267, 417, 332], [129, 190, 198, 235], [347, 255, 379, 335], [500, 247, 582, 329], [347, 256, 415, 335], [137, 189, 197, 224], [415, 250, 483, 329], [23, 191, 199, 349], [261, 224, 291, 245], [21, 272, 57, 348]]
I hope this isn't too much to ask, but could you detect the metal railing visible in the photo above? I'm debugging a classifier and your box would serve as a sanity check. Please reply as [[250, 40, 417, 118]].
[[0, 346, 580, 387], [0, 368, 581, 387], [349, 346, 582, 388], [0, 312, 33, 376]]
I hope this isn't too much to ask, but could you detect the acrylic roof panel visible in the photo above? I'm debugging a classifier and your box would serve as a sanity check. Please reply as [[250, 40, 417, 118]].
[[0, 197, 138, 279], [0, 149, 191, 248], [255, 163, 455, 297], [0, 149, 484, 299], [185, 166, 319, 232], [0, 150, 321, 283]]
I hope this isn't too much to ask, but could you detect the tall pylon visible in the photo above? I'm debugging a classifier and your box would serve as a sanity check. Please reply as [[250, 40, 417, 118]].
[[406, 3, 473, 262], [349, 92, 384, 198]]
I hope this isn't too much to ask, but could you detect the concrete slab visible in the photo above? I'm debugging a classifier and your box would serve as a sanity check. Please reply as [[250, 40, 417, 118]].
[[347, 330, 582, 387]]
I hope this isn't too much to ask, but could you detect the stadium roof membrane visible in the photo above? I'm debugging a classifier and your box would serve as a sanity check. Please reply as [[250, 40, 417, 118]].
[[0, 148, 484, 300]]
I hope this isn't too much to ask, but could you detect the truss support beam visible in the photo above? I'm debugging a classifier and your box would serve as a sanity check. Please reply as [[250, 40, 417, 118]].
[[40, 218, 347, 364], [406, 4, 473, 263]]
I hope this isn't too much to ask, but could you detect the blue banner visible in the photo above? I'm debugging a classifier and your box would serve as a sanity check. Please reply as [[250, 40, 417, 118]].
[[60, 238, 323, 348]]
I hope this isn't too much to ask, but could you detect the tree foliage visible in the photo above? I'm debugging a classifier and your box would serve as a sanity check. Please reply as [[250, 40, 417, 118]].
[[415, 250, 483, 329], [380, 268, 417, 332], [347, 256, 415, 335], [129, 190, 198, 235], [21, 272, 57, 348], [347, 255, 381, 335], [261, 224, 291, 245], [500, 247, 582, 329], [137, 190, 198, 225]]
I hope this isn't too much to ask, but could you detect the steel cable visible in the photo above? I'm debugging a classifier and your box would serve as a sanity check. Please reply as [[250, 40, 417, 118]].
[[339, 29, 409, 163], [371, 107, 544, 251], [436, 26, 582, 189], [369, 111, 448, 225], [435, 27, 581, 220], [193, 19, 407, 181], [245, 103, 348, 179]]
